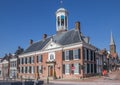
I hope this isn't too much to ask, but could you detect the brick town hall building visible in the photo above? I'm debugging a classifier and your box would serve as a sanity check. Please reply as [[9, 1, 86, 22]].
[[18, 8, 101, 79]]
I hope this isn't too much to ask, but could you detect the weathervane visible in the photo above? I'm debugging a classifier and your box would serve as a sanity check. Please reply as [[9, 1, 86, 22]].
[[60, 0, 63, 4], [60, 0, 63, 7]]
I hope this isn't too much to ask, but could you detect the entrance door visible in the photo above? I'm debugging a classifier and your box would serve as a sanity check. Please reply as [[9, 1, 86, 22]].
[[49, 66, 53, 77]]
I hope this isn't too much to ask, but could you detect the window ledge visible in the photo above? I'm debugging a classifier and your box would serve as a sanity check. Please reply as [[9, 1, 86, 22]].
[[64, 60, 70, 61], [65, 73, 70, 75], [74, 73, 79, 75]]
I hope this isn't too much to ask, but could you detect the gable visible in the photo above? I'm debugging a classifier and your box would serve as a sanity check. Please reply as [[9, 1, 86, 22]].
[[2, 59, 8, 64], [43, 41, 62, 50]]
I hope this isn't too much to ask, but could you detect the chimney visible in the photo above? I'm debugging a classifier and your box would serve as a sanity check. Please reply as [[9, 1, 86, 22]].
[[30, 39, 33, 45], [75, 21, 80, 31], [43, 34, 47, 40]]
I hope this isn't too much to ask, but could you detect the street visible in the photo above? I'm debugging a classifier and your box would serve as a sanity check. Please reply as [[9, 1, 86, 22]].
[[44, 71, 120, 85]]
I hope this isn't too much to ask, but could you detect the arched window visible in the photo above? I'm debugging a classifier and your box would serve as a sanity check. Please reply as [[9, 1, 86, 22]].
[[57, 16, 60, 26], [61, 15, 64, 26]]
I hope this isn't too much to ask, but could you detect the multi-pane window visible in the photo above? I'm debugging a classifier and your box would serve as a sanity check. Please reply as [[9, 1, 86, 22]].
[[65, 64, 70, 74], [31, 66, 34, 74], [29, 57, 31, 64], [83, 48, 86, 60], [25, 57, 27, 64], [87, 49, 89, 60], [92, 51, 94, 61], [20, 67, 22, 73], [23, 67, 25, 73], [23, 58, 25, 64], [73, 49, 80, 59], [87, 64, 90, 73], [37, 55, 42, 62], [50, 54, 54, 60], [93, 64, 94, 73], [22, 58, 24, 64], [29, 66, 31, 73], [22, 67, 23, 73], [65, 50, 69, 60], [37, 66, 42, 74], [20, 58, 22, 64], [90, 51, 93, 61], [89, 50, 91, 61], [94, 52, 95, 61], [25, 67, 27, 73], [10, 61, 17, 67], [27, 66, 29, 73], [31, 56, 34, 63], [91, 64, 93, 73], [27, 57, 29, 64], [74, 63, 79, 74], [89, 63, 91, 74], [84, 63, 87, 74]]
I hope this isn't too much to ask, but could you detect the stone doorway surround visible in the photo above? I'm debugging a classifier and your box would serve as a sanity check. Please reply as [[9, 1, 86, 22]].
[[46, 60, 56, 79]]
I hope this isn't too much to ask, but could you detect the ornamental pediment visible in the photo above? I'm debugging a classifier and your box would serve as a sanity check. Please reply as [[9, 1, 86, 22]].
[[43, 41, 61, 50]]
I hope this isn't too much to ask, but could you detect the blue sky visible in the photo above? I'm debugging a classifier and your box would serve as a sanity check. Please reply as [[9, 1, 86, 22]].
[[0, 0, 120, 57]]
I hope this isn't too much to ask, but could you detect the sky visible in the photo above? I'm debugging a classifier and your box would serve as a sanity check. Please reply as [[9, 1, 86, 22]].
[[0, 0, 120, 57]]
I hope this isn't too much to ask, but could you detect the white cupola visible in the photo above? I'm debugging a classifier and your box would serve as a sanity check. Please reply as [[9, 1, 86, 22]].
[[55, 8, 68, 32]]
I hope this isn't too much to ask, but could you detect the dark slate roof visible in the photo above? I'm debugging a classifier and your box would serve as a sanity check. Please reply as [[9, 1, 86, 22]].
[[53, 29, 84, 45], [24, 37, 51, 53], [23, 29, 86, 54]]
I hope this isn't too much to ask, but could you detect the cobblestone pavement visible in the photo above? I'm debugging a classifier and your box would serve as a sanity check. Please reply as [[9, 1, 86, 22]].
[[44, 71, 120, 85]]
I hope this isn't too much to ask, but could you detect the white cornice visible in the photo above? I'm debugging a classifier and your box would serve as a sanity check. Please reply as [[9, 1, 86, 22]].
[[2, 60, 8, 64], [10, 58, 17, 61], [82, 43, 96, 50], [19, 42, 97, 57]]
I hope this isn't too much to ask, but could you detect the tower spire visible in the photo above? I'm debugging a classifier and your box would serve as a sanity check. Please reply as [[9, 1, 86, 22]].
[[110, 32, 115, 45], [110, 32, 116, 53]]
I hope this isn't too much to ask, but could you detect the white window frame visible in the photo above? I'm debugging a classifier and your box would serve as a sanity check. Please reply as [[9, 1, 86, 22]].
[[84, 63, 87, 74], [23, 57, 25, 64], [48, 52, 55, 61], [27, 66, 29, 74], [20, 58, 22, 64], [89, 63, 91, 74], [27, 57, 29, 64], [73, 49, 79, 60], [23, 67, 25, 73], [65, 50, 69, 61], [31, 56, 34, 63], [31, 66, 34, 74], [74, 63, 79, 74], [20, 66, 21, 73], [89, 50, 91, 61], [39, 66, 42, 74], [84, 48, 87, 61], [38, 55, 42, 63], [65, 64, 70, 74]]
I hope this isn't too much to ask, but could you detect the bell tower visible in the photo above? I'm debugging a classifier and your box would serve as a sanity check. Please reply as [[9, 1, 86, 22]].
[[110, 32, 116, 53], [56, 8, 68, 33]]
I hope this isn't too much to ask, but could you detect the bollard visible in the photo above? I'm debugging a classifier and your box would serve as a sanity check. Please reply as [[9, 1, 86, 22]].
[[47, 77, 49, 84]]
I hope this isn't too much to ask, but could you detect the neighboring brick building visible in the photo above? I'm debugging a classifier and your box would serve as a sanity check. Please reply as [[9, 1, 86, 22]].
[[0, 58, 3, 78], [18, 7, 102, 80], [109, 32, 119, 71]]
